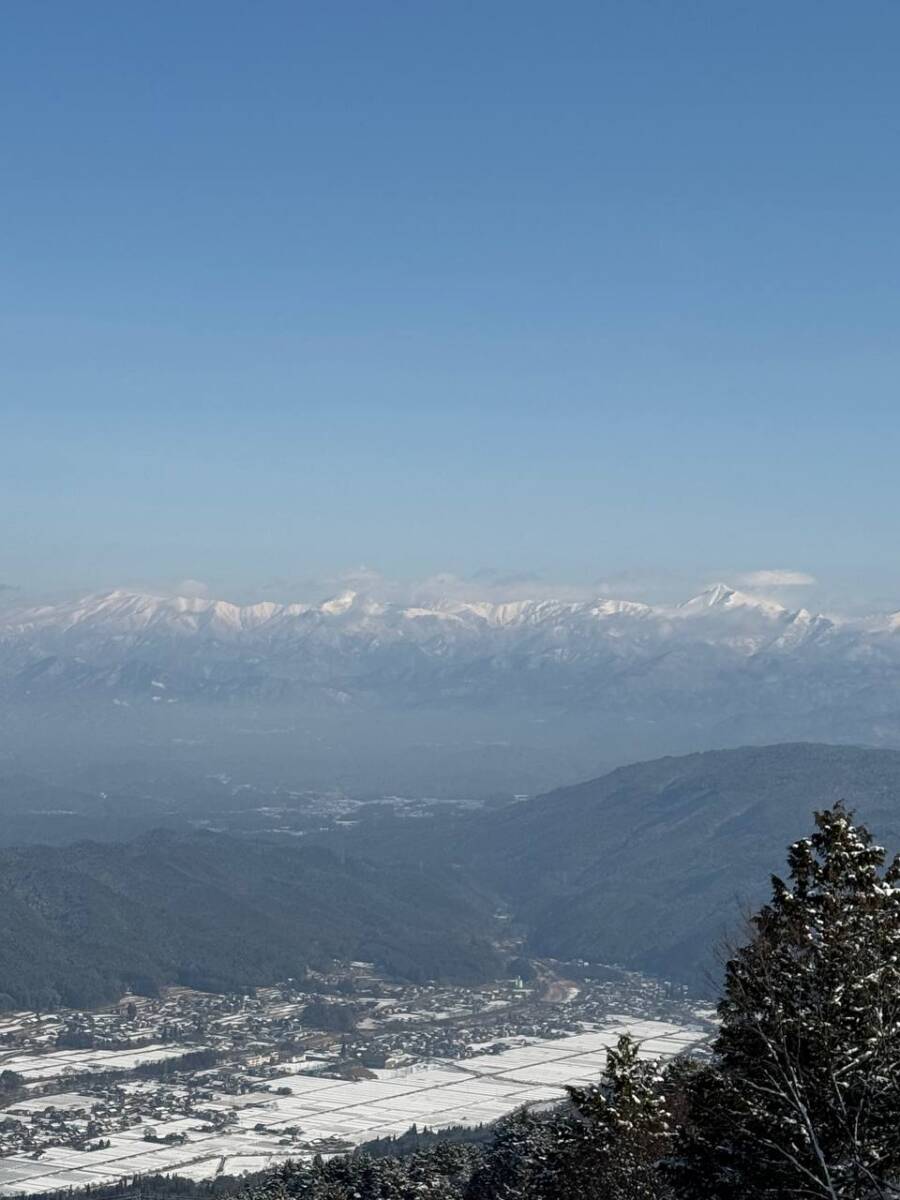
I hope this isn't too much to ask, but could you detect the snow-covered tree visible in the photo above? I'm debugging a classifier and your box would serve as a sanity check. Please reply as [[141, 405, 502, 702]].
[[672, 803, 900, 1199], [464, 1107, 560, 1199], [464, 1035, 676, 1200], [246, 1142, 482, 1200], [563, 1033, 675, 1199]]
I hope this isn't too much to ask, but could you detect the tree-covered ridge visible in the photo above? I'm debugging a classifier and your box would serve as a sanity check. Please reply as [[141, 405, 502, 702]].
[[0, 833, 501, 1010], [314, 742, 900, 984], [5, 743, 900, 1008], [243, 803, 900, 1200]]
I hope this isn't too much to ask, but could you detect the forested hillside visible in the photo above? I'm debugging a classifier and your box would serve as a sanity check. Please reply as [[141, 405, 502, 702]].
[[6, 743, 900, 1010], [318, 742, 900, 982], [0, 834, 500, 1010]]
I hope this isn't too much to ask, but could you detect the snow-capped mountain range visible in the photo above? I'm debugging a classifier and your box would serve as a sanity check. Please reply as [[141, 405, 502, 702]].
[[0, 581, 833, 658], [0, 581, 831, 637], [4, 583, 900, 748]]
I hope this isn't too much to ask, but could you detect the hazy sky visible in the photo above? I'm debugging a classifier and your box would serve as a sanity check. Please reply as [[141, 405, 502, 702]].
[[2, 2, 899, 606]]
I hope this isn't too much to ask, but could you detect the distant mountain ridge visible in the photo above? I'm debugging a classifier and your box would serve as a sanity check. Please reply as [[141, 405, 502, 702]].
[[316, 742, 900, 986], [7, 743, 900, 1006], [0, 582, 827, 638], [3, 585, 900, 756]]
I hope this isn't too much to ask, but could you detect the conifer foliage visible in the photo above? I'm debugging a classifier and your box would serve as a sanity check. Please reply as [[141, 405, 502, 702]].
[[673, 802, 900, 1199], [562, 1034, 675, 1199], [463, 1037, 675, 1199]]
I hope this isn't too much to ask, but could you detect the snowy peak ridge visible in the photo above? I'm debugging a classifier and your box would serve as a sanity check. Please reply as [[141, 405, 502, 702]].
[[319, 590, 359, 616], [678, 583, 788, 617], [0, 582, 812, 637], [680, 581, 736, 609], [0, 577, 834, 692], [1, 581, 898, 718], [3, 585, 900, 738]]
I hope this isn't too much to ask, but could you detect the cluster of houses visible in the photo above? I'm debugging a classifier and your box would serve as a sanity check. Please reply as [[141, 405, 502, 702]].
[[0, 960, 710, 1197]]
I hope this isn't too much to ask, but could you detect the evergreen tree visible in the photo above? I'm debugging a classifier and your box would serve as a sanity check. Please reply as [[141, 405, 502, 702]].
[[464, 1037, 676, 1200], [672, 803, 900, 1200], [563, 1034, 675, 1199], [244, 1143, 481, 1200], [464, 1108, 560, 1200]]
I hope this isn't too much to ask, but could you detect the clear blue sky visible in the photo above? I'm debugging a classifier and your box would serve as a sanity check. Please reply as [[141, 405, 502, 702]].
[[2, 1, 899, 606]]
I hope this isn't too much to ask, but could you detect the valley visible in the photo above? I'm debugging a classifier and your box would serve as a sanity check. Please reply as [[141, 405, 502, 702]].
[[5, 743, 900, 1012]]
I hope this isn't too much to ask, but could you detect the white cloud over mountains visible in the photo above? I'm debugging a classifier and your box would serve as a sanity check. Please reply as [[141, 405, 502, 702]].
[[737, 569, 817, 588], [175, 578, 211, 598]]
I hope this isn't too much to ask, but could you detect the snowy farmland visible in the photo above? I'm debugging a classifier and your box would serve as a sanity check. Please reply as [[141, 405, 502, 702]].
[[0, 1045, 200, 1084], [0, 1019, 706, 1196]]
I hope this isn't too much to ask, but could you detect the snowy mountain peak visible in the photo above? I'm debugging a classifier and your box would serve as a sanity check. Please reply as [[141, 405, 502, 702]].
[[319, 590, 359, 616], [679, 582, 739, 609], [679, 583, 787, 617]]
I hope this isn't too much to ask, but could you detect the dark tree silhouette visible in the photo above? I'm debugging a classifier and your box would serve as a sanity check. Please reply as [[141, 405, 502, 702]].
[[672, 803, 900, 1199]]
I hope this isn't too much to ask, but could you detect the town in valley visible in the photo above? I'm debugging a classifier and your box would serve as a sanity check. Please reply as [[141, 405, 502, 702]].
[[0, 961, 712, 1196]]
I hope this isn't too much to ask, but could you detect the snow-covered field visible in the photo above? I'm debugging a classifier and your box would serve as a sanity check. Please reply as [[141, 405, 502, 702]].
[[0, 1019, 706, 1196], [0, 1045, 198, 1084]]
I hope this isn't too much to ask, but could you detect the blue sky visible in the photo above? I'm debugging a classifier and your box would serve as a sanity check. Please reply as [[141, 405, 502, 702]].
[[2, 1, 899, 608]]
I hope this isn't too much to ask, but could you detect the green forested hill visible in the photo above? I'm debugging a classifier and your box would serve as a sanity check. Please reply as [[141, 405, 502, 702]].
[[0, 833, 501, 1009], [319, 743, 900, 983], [490, 742, 900, 979]]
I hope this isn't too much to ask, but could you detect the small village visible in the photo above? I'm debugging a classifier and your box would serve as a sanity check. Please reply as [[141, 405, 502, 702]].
[[0, 962, 713, 1196]]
